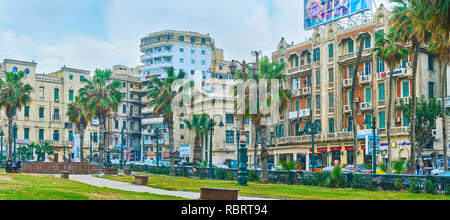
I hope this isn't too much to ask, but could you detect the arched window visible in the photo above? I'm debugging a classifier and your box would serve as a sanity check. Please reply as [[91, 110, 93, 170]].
[[12, 67, 18, 73]]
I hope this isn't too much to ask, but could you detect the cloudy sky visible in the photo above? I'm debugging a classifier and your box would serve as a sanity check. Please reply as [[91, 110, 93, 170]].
[[0, 0, 390, 74]]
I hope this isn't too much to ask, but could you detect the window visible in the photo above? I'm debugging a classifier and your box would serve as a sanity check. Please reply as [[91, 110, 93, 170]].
[[226, 131, 235, 144], [377, 58, 385, 73], [190, 49, 195, 54], [201, 38, 206, 44], [93, 132, 98, 143], [348, 66, 354, 78], [24, 106, 30, 117], [54, 89, 59, 102], [313, 48, 320, 62], [123, 121, 127, 130], [295, 100, 300, 111], [69, 75, 73, 80], [402, 81, 410, 97], [379, 84, 385, 101], [130, 105, 133, 115], [329, 118, 335, 133], [328, 68, 334, 83], [180, 48, 184, 53], [39, 87, 44, 99], [245, 117, 249, 125], [328, 44, 334, 58], [316, 95, 321, 109], [245, 131, 250, 144], [316, 71, 320, 85], [191, 37, 195, 43], [365, 35, 371, 48], [307, 53, 311, 64], [307, 98, 312, 109], [12, 67, 18, 73], [191, 59, 195, 64], [226, 114, 234, 124], [80, 76, 85, 81], [403, 113, 410, 127], [348, 40, 354, 53], [379, 112, 386, 129], [365, 115, 372, 129], [69, 131, 73, 142], [69, 90, 74, 101], [24, 128, 30, 140], [201, 60, 206, 65], [115, 120, 119, 129], [39, 107, 44, 119], [179, 36, 185, 42], [365, 87, 372, 102], [123, 104, 127, 114], [53, 130, 60, 141], [329, 93, 334, 108], [13, 107, 17, 116], [429, 82, 435, 98], [428, 54, 434, 70], [201, 50, 206, 55], [348, 117, 353, 131], [191, 70, 195, 75], [54, 109, 60, 120], [180, 124, 184, 129], [364, 61, 372, 75], [39, 129, 44, 141]]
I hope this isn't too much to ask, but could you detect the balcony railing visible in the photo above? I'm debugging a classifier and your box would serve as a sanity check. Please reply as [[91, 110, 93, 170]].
[[301, 87, 312, 96], [359, 75, 372, 85], [339, 52, 355, 60], [360, 102, 372, 111], [343, 79, 353, 87]]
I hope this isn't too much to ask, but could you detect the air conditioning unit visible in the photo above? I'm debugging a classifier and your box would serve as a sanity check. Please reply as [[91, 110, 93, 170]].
[[395, 117, 401, 123], [358, 72, 365, 76], [354, 98, 360, 103], [407, 62, 413, 68]]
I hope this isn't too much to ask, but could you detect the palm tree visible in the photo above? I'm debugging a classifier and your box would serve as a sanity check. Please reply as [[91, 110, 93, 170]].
[[79, 69, 123, 168], [0, 71, 33, 158], [350, 33, 370, 173], [234, 56, 292, 183], [147, 67, 186, 176], [67, 95, 95, 163], [374, 28, 410, 173], [391, 0, 431, 175], [184, 114, 209, 162]]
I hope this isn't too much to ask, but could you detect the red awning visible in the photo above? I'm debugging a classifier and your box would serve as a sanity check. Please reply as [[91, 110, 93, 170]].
[[309, 148, 328, 153], [330, 147, 342, 152]]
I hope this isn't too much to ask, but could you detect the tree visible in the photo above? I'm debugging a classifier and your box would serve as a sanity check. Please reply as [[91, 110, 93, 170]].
[[0, 71, 33, 158], [22, 142, 55, 162], [350, 33, 370, 174], [233, 56, 292, 183], [374, 28, 410, 173], [147, 67, 186, 176], [67, 95, 95, 163], [391, 0, 432, 175], [396, 95, 443, 172], [183, 114, 209, 162], [79, 69, 123, 168]]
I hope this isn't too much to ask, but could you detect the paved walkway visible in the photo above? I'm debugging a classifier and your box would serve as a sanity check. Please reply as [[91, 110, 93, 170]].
[[69, 175, 279, 200]]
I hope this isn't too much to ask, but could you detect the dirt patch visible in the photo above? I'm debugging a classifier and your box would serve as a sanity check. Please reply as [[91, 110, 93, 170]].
[[0, 176, 17, 183]]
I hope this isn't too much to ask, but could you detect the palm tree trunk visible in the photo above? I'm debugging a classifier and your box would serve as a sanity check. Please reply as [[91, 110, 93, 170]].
[[441, 60, 448, 172], [253, 126, 258, 169], [351, 35, 365, 173], [79, 123, 86, 163], [387, 67, 395, 174], [98, 114, 106, 168], [409, 41, 419, 175], [194, 136, 201, 162], [260, 125, 269, 183], [168, 118, 175, 176], [7, 114, 13, 159]]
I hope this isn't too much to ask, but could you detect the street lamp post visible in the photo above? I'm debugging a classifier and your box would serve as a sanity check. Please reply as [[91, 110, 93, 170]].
[[304, 120, 321, 172], [89, 132, 93, 163], [230, 127, 240, 169], [0, 129, 4, 165], [230, 59, 258, 186], [151, 126, 160, 167], [13, 123, 17, 161], [120, 128, 125, 170], [365, 116, 377, 174], [207, 115, 224, 179]]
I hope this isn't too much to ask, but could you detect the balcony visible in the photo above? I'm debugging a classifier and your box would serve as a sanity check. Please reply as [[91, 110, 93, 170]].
[[292, 89, 302, 97], [287, 64, 312, 76], [359, 75, 372, 85], [339, 52, 355, 61], [289, 109, 311, 120], [360, 102, 372, 111], [343, 105, 351, 114], [392, 66, 412, 78], [301, 87, 312, 96], [397, 97, 410, 105], [343, 79, 353, 88]]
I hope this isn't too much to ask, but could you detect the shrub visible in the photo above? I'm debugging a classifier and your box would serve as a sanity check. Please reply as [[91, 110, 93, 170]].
[[311, 172, 331, 187], [215, 168, 227, 180], [226, 172, 236, 181], [424, 180, 437, 195], [408, 178, 423, 194], [248, 170, 260, 182], [445, 186, 450, 196], [352, 175, 374, 190]]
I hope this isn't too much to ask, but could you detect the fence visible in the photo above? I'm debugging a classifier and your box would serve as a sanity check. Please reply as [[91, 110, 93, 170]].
[[121, 164, 450, 195]]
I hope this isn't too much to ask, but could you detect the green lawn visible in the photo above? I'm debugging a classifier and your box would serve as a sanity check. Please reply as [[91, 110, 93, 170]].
[[0, 174, 185, 200], [102, 173, 450, 200]]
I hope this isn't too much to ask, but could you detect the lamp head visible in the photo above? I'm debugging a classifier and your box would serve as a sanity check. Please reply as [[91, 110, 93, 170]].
[[252, 66, 258, 76], [219, 121, 225, 128], [229, 61, 237, 75]]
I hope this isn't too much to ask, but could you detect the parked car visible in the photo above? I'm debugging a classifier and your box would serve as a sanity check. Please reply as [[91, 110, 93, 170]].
[[342, 165, 371, 174], [322, 166, 335, 172], [431, 167, 445, 176], [214, 164, 230, 169], [376, 167, 386, 175], [176, 162, 195, 167]]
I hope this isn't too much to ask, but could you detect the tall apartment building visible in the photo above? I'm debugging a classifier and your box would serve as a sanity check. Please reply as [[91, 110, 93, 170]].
[[0, 59, 99, 162], [140, 30, 218, 81], [105, 65, 145, 161], [266, 6, 445, 170]]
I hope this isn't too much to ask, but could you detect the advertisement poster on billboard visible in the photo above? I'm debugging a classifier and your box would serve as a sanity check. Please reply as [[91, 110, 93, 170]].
[[179, 145, 191, 158], [304, 0, 372, 30]]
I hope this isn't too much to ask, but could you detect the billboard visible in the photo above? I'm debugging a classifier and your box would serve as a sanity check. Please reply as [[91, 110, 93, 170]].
[[304, 0, 372, 30]]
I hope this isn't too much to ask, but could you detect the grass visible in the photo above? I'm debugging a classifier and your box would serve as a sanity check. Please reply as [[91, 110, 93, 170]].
[[102, 173, 450, 200], [0, 174, 185, 200]]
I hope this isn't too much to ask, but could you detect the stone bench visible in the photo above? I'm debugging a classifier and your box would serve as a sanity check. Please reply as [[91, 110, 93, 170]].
[[60, 171, 69, 179], [124, 169, 132, 175], [135, 175, 148, 185], [103, 168, 119, 175], [200, 188, 240, 200]]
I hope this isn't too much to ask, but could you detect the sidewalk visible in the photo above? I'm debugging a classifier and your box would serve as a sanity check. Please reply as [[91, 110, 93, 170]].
[[69, 175, 279, 200]]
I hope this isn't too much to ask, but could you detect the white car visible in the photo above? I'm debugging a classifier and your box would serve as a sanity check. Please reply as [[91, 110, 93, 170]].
[[322, 166, 335, 172], [214, 165, 230, 169]]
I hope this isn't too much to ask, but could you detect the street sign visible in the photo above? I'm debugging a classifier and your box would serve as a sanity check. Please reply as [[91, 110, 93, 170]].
[[366, 135, 381, 155], [15, 139, 30, 145], [179, 145, 191, 158]]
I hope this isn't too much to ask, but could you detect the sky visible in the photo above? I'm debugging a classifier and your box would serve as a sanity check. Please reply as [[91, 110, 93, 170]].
[[0, 0, 391, 74]]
